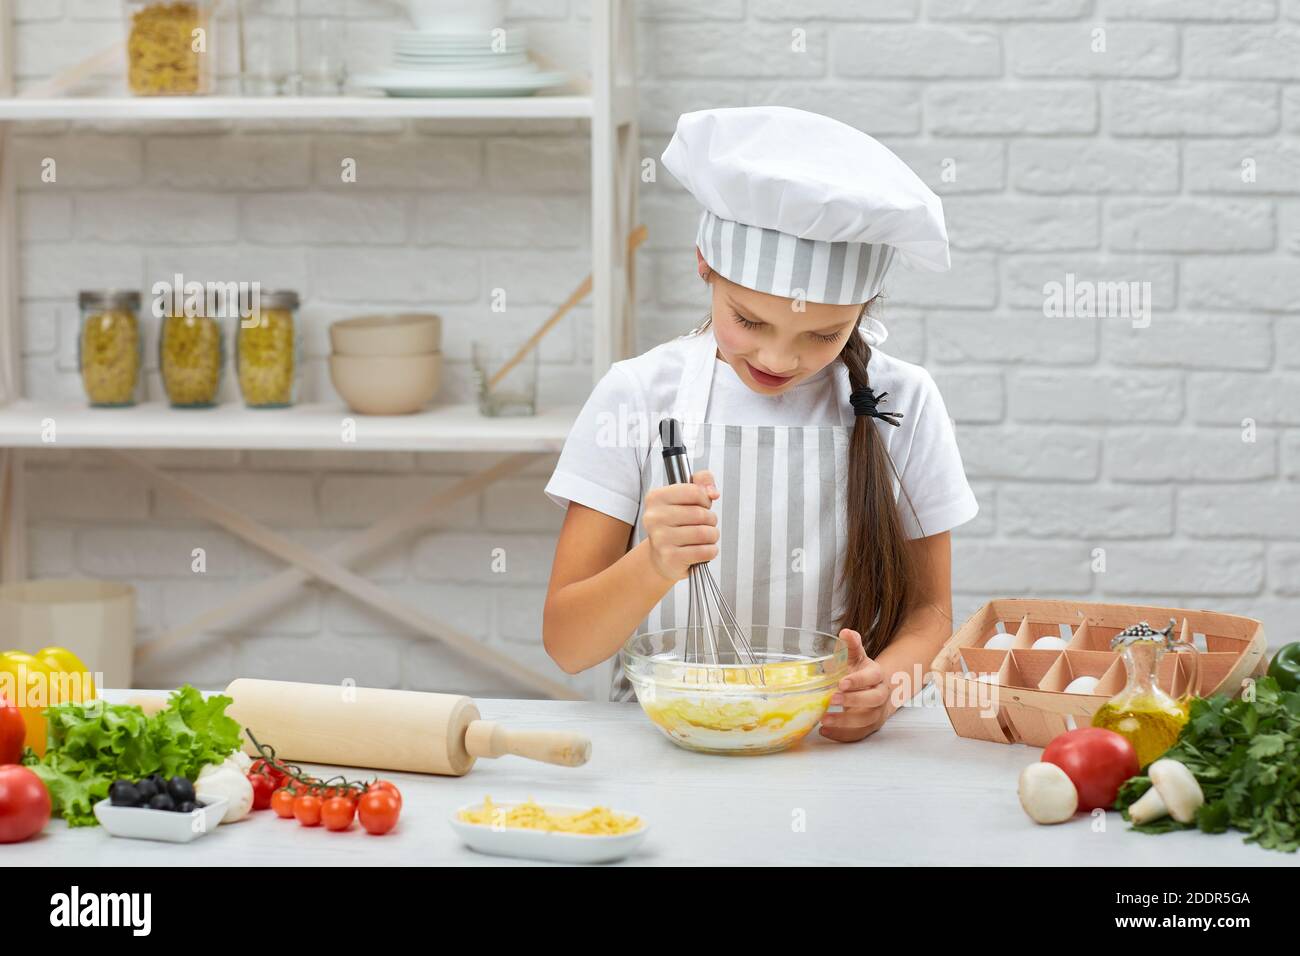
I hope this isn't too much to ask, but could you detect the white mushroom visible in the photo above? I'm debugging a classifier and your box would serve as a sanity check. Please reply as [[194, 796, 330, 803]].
[[1128, 759, 1204, 825], [195, 762, 254, 824], [1018, 762, 1079, 824], [226, 749, 253, 773]]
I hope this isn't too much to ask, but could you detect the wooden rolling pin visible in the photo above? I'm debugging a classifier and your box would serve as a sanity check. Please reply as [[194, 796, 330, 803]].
[[223, 679, 590, 776]]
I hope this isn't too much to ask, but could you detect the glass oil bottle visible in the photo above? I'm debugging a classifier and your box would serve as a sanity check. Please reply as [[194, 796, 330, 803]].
[[1091, 618, 1200, 768]]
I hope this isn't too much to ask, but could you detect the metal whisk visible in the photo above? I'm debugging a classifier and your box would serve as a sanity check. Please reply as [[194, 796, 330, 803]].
[[659, 419, 763, 684]]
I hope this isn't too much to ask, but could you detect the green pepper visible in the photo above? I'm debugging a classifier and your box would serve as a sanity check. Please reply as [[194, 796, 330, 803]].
[[1266, 642, 1300, 693]]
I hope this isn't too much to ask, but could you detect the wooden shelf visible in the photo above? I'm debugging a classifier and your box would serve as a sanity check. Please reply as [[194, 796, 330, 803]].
[[0, 400, 577, 452], [0, 94, 594, 122]]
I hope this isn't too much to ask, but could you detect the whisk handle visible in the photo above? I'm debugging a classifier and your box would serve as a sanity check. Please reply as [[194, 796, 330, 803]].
[[659, 418, 692, 485]]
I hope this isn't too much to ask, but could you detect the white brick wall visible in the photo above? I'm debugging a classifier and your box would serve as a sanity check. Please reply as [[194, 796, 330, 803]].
[[10, 0, 1300, 698]]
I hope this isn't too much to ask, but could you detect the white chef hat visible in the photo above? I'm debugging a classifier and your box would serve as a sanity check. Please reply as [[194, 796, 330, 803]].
[[661, 106, 950, 306]]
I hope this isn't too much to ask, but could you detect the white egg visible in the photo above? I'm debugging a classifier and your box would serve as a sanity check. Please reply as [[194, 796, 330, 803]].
[[984, 633, 1015, 650], [1064, 675, 1101, 695], [1032, 636, 1069, 651]]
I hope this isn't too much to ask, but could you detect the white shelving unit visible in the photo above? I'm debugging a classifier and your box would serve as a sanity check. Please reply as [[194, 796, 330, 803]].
[[0, 400, 578, 452], [0, 2, 641, 700], [0, 94, 596, 121]]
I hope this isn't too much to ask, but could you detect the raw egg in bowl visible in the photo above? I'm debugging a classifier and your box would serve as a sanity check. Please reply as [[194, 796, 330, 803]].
[[621, 626, 849, 755]]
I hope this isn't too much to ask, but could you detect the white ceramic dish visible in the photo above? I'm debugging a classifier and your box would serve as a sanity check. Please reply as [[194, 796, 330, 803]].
[[449, 801, 649, 864], [396, 28, 525, 48], [329, 352, 442, 415], [396, 38, 526, 53], [394, 54, 530, 70], [330, 312, 442, 355], [407, 0, 507, 33], [352, 70, 566, 98], [93, 797, 228, 844]]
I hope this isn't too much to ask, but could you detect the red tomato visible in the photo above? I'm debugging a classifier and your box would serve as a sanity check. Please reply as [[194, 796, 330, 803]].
[[368, 779, 402, 809], [293, 794, 322, 827], [248, 772, 276, 811], [0, 764, 52, 843], [271, 788, 296, 819], [1043, 727, 1140, 811], [0, 695, 24, 765], [321, 796, 355, 832], [250, 759, 285, 788], [358, 790, 400, 836]]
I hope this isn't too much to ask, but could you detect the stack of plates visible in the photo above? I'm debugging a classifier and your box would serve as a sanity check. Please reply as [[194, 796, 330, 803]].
[[354, 25, 567, 98]]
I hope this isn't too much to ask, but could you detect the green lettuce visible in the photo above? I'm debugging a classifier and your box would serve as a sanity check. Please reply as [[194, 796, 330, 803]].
[[22, 685, 242, 827]]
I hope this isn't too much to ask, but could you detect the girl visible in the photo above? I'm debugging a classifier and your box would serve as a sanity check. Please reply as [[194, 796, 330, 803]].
[[542, 107, 978, 741]]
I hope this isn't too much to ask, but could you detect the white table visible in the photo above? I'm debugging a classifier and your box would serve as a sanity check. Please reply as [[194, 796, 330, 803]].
[[13, 691, 1296, 867]]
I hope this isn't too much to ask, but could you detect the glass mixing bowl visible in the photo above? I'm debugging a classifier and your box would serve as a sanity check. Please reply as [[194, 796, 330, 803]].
[[621, 626, 849, 755]]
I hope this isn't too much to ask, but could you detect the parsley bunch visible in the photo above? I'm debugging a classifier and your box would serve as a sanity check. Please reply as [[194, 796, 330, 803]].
[[1115, 676, 1300, 853]]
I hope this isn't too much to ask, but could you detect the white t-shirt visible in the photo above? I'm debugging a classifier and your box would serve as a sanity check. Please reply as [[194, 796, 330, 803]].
[[545, 327, 979, 539]]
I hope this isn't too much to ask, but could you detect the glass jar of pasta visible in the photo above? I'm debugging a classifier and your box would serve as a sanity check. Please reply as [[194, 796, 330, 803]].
[[124, 0, 217, 96], [236, 290, 300, 408], [78, 291, 143, 407], [160, 307, 224, 408]]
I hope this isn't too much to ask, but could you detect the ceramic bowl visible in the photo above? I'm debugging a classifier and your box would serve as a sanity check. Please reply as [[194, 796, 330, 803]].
[[329, 313, 441, 356], [93, 797, 228, 844], [329, 353, 442, 415]]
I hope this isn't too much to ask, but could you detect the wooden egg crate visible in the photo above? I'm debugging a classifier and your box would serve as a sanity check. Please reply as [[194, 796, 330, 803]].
[[929, 599, 1269, 748]]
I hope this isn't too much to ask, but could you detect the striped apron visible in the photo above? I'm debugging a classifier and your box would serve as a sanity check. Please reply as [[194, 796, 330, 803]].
[[609, 326, 855, 701]]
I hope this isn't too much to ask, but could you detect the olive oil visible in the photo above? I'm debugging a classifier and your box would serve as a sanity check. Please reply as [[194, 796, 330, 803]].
[[1091, 695, 1190, 768], [1091, 618, 1200, 768]]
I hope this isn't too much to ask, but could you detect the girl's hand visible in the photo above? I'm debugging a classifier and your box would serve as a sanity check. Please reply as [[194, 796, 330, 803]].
[[642, 469, 720, 583], [820, 629, 891, 742]]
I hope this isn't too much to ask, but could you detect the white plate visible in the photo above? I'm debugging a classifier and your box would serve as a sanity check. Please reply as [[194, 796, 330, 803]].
[[396, 33, 526, 51], [352, 69, 567, 98], [397, 27, 526, 41], [449, 801, 649, 864], [394, 48, 529, 58], [390, 49, 527, 59], [393, 54, 530, 69], [93, 797, 228, 844], [397, 37, 527, 50]]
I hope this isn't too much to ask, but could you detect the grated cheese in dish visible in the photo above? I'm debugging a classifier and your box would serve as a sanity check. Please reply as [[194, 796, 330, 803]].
[[457, 797, 642, 836]]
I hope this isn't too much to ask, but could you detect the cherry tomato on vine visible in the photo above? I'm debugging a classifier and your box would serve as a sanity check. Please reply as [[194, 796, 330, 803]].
[[358, 790, 401, 835], [293, 794, 322, 827], [271, 788, 296, 819], [248, 772, 277, 811], [368, 780, 403, 809], [321, 796, 356, 831], [251, 759, 286, 788]]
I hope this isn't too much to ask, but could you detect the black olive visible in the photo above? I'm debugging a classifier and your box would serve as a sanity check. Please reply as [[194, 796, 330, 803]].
[[148, 793, 176, 812], [167, 776, 195, 803], [134, 778, 158, 800], [109, 780, 141, 807], [176, 801, 197, 814]]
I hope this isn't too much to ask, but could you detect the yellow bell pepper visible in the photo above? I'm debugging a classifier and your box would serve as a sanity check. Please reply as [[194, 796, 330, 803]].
[[34, 646, 96, 702], [0, 646, 96, 757], [0, 651, 55, 757]]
